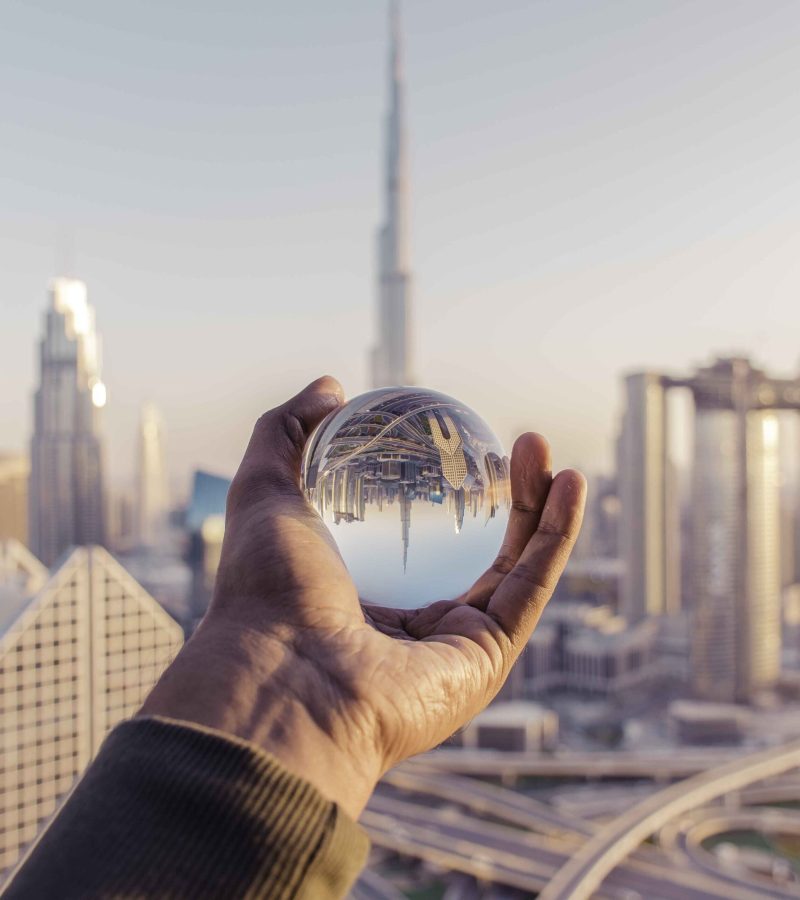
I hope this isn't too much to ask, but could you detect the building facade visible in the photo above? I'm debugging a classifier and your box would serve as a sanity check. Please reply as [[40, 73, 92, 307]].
[[29, 278, 107, 566], [370, 0, 413, 388], [0, 544, 183, 882], [525, 604, 661, 697]]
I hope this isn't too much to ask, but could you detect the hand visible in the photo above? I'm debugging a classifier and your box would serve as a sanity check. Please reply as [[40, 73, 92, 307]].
[[141, 377, 586, 819]]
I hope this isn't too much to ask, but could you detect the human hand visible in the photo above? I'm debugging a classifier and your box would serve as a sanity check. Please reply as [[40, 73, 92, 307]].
[[141, 376, 586, 818]]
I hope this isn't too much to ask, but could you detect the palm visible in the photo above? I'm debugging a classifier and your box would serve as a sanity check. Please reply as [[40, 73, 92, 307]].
[[360, 601, 509, 758]]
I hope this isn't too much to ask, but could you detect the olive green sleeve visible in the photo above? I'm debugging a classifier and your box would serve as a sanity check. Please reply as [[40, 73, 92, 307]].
[[5, 716, 370, 899]]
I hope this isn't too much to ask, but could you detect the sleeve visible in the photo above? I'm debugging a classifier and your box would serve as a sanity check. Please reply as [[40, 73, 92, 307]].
[[4, 716, 370, 900]]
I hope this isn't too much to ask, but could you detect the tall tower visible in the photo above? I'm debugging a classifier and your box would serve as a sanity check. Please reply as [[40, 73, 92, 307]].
[[618, 373, 680, 622], [135, 403, 169, 549], [690, 359, 782, 703], [370, 0, 413, 388], [29, 278, 107, 566]]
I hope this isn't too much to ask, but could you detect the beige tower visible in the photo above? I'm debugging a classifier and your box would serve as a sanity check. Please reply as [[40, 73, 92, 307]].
[[618, 373, 681, 623], [428, 412, 467, 490], [0, 455, 29, 544]]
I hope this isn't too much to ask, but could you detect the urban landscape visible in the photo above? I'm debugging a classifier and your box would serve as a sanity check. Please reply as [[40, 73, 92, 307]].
[[4, 2, 800, 899]]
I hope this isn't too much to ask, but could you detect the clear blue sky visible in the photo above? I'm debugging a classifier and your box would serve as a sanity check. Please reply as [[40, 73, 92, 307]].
[[2, 0, 800, 491]]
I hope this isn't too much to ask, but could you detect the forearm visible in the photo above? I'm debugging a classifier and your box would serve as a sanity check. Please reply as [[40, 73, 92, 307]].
[[5, 717, 369, 900]]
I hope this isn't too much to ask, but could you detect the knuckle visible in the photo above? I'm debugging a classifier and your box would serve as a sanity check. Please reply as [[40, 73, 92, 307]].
[[511, 499, 542, 516], [490, 553, 517, 576], [507, 563, 554, 597], [281, 409, 309, 456], [536, 520, 577, 543]]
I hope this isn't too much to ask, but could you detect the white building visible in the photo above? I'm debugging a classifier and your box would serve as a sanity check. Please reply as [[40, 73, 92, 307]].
[[617, 372, 680, 623], [135, 403, 169, 548], [29, 278, 107, 566], [461, 701, 558, 753], [0, 541, 183, 882]]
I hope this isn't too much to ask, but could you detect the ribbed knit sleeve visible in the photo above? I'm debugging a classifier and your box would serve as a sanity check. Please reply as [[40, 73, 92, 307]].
[[5, 716, 370, 899]]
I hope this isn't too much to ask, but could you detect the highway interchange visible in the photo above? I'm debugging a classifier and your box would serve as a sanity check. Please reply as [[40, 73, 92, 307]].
[[352, 743, 800, 899]]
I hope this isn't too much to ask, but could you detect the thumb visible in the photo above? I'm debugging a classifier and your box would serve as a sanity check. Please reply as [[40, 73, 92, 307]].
[[227, 375, 344, 515]]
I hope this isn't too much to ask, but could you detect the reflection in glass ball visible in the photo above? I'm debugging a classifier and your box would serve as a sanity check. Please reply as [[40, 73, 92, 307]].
[[302, 387, 511, 608]]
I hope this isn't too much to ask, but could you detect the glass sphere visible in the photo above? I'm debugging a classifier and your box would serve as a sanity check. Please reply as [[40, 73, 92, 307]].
[[302, 387, 511, 608]]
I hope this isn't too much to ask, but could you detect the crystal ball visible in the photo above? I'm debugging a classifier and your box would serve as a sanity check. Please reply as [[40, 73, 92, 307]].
[[302, 387, 511, 608]]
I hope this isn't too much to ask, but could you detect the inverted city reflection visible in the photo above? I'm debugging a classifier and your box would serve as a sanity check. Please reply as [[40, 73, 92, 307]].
[[302, 387, 511, 607]]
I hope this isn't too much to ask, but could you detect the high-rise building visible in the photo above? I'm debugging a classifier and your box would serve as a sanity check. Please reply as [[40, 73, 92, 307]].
[[0, 454, 29, 543], [0, 542, 183, 882], [370, 1, 413, 388], [617, 373, 680, 622], [618, 357, 795, 703], [689, 360, 782, 703], [135, 403, 169, 548], [184, 470, 231, 626], [28, 278, 107, 567]]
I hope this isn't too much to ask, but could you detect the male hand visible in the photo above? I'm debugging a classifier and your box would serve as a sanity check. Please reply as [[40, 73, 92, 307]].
[[141, 376, 586, 819]]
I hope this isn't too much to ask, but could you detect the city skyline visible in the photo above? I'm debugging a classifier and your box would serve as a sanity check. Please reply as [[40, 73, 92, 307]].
[[2, 2, 800, 487], [6, 5, 800, 896]]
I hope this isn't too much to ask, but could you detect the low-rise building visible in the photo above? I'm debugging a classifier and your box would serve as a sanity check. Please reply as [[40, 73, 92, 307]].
[[526, 603, 661, 697], [669, 699, 751, 745], [460, 701, 558, 753]]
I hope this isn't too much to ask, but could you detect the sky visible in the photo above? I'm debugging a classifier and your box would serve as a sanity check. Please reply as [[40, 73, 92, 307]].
[[2, 0, 800, 495]]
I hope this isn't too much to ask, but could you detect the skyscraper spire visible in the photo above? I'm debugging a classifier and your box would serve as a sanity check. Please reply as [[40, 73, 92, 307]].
[[371, 0, 413, 387]]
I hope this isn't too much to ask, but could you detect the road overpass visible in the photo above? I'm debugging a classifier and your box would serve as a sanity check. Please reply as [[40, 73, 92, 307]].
[[415, 747, 739, 779], [539, 738, 800, 900], [383, 765, 594, 836], [659, 807, 800, 899], [366, 787, 766, 899]]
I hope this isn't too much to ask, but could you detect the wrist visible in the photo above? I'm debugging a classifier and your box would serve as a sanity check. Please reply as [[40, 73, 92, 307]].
[[139, 614, 381, 819]]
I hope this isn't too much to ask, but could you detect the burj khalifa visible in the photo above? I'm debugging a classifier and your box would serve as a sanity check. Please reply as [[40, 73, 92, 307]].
[[370, 1, 413, 388]]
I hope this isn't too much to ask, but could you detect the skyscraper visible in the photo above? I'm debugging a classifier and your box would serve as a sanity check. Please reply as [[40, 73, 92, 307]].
[[135, 403, 169, 549], [689, 359, 782, 703], [0, 543, 183, 882], [618, 357, 792, 703], [29, 278, 107, 567], [617, 373, 680, 623], [370, 1, 413, 388]]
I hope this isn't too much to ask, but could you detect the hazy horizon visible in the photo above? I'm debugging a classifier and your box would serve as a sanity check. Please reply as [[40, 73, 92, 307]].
[[3, 0, 800, 494]]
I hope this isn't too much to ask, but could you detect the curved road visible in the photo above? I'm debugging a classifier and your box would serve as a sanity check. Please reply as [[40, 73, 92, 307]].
[[539, 738, 800, 900]]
